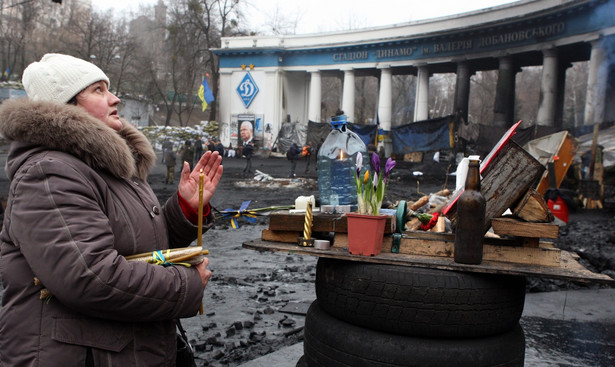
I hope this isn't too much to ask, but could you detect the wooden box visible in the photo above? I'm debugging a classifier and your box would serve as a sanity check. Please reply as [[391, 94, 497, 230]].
[[448, 141, 545, 233]]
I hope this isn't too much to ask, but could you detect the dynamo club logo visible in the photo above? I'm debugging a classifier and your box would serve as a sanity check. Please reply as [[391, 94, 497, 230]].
[[237, 72, 259, 108]]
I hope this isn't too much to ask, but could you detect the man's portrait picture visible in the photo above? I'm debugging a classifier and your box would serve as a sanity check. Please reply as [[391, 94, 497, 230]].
[[240, 120, 253, 144]]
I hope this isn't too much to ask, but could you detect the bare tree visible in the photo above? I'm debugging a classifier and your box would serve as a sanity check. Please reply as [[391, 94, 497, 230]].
[[182, 0, 247, 122], [0, 0, 41, 78], [564, 62, 588, 127], [515, 66, 541, 126], [429, 73, 455, 118], [354, 75, 378, 124], [259, 4, 301, 36], [321, 73, 342, 120], [392, 74, 416, 125], [469, 70, 497, 124]]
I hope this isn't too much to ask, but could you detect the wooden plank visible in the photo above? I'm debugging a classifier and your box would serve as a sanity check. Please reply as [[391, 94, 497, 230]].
[[335, 232, 560, 266], [483, 242, 560, 266], [242, 239, 614, 284], [406, 217, 421, 231], [401, 229, 524, 247], [491, 217, 559, 239], [512, 188, 554, 223], [268, 211, 396, 234], [262, 229, 301, 243]]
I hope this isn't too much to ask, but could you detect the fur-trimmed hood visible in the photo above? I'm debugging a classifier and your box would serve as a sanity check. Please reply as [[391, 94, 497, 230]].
[[0, 98, 156, 180]]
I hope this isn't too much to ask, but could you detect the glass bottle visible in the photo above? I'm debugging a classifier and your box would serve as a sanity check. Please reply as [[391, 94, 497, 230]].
[[454, 158, 486, 264], [317, 115, 367, 207]]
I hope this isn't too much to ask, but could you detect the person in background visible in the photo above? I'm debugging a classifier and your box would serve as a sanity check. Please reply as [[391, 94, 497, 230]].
[[180, 139, 195, 171], [314, 141, 322, 171], [194, 136, 204, 167], [303, 143, 312, 173], [162, 138, 173, 164], [207, 139, 215, 153], [242, 139, 254, 177], [215, 140, 225, 157], [287, 143, 300, 178], [0, 53, 223, 366], [227, 143, 236, 158], [164, 145, 177, 184]]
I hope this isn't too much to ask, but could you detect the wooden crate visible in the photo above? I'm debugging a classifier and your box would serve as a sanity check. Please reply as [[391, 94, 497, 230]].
[[267, 211, 396, 234], [447, 141, 545, 233], [404, 152, 424, 162]]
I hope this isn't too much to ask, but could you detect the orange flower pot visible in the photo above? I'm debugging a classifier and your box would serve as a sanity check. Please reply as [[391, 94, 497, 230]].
[[346, 212, 387, 256]]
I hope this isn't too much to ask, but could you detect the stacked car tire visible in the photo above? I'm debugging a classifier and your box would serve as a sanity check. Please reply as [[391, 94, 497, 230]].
[[302, 258, 527, 366]]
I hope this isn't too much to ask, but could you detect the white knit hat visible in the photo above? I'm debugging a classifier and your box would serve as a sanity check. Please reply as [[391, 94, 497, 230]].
[[22, 53, 110, 103]]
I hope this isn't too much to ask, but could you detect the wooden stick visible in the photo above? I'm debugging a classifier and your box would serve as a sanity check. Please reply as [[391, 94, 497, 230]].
[[409, 195, 430, 211]]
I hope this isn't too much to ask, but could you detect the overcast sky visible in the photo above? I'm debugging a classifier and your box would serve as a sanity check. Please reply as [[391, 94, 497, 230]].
[[92, 0, 520, 34]]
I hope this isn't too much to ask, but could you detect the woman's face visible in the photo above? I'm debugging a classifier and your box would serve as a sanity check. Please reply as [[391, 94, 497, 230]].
[[75, 81, 122, 131]]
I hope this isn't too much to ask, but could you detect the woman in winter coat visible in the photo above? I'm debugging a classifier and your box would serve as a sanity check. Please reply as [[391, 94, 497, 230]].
[[0, 53, 223, 366]]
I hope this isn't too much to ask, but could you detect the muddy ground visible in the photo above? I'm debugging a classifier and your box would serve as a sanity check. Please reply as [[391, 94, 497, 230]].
[[1, 150, 614, 366]]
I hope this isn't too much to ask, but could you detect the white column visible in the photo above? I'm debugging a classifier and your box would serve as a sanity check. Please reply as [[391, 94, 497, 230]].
[[377, 67, 392, 131], [536, 49, 559, 126], [265, 69, 284, 138], [342, 68, 355, 122], [414, 65, 429, 122], [218, 70, 233, 147], [377, 66, 393, 157], [584, 40, 607, 125], [308, 70, 322, 123]]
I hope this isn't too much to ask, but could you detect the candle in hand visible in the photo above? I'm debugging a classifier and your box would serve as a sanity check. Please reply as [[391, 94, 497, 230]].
[[303, 201, 313, 240], [197, 169, 205, 315], [197, 169, 204, 248]]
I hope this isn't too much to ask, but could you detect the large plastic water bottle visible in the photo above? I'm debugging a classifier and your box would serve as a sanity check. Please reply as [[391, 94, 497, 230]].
[[317, 115, 367, 207]]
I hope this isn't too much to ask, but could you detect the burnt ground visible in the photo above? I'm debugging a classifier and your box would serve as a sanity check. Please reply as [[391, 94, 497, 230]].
[[1, 150, 614, 366]]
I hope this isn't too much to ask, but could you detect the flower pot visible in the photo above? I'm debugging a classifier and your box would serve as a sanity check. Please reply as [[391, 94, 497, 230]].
[[346, 212, 387, 256]]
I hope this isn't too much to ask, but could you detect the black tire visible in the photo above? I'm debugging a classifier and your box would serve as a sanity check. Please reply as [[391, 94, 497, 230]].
[[315, 258, 526, 338], [304, 300, 526, 367]]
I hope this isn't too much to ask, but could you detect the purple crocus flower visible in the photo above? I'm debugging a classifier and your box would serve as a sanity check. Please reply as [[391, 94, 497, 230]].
[[355, 152, 363, 177], [371, 152, 381, 174], [384, 158, 396, 183], [372, 171, 379, 190]]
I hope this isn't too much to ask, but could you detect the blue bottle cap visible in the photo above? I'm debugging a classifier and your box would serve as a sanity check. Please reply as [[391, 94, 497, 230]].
[[330, 114, 347, 130]]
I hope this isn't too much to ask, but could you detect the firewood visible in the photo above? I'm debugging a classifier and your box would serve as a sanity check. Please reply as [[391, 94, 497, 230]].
[[430, 216, 446, 232], [409, 196, 430, 211], [512, 188, 554, 223]]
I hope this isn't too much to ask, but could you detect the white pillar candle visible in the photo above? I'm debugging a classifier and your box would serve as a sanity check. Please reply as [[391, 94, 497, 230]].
[[295, 195, 315, 211]]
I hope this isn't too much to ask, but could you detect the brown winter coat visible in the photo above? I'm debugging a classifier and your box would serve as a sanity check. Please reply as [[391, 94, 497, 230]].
[[0, 99, 214, 366]]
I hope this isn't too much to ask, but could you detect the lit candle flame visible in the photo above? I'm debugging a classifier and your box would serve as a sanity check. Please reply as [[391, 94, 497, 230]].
[[339, 150, 345, 160]]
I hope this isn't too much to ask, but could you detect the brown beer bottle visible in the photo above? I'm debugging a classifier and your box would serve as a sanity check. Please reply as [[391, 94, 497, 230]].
[[454, 158, 486, 264]]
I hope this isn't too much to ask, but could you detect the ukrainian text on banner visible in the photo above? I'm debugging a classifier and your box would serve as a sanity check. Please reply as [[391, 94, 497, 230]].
[[391, 116, 452, 154]]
